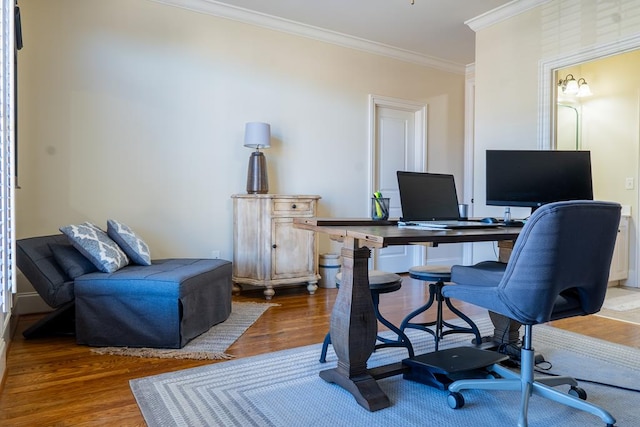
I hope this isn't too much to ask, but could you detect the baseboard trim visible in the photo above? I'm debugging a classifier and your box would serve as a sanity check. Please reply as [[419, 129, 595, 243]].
[[14, 292, 52, 315], [0, 337, 6, 390]]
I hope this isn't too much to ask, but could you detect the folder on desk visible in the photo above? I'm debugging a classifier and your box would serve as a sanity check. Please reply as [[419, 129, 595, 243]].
[[396, 171, 500, 230]]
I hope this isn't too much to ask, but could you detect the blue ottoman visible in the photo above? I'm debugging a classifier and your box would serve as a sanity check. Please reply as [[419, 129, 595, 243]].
[[74, 258, 232, 348]]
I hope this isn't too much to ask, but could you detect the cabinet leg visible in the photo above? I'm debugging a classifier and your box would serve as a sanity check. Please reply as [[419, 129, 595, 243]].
[[307, 281, 318, 295], [263, 286, 275, 300]]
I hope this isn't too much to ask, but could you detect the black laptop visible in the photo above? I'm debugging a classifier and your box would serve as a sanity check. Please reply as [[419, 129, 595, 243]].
[[396, 171, 500, 229]]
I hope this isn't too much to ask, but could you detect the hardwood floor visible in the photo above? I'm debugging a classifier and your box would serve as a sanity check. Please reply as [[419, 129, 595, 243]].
[[1, 278, 639, 426]]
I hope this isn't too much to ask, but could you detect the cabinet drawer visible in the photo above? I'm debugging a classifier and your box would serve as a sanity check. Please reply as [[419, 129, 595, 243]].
[[272, 199, 315, 216]]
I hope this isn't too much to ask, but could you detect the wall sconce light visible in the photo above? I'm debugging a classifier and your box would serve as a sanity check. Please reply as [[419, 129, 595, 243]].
[[244, 122, 271, 194], [558, 74, 592, 97], [576, 78, 592, 97]]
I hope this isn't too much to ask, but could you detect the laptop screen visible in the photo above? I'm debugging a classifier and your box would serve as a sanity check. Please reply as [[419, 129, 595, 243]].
[[397, 171, 461, 221]]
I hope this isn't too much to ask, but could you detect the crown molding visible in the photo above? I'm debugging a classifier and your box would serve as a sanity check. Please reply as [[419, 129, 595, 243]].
[[465, 0, 551, 32], [150, 0, 467, 74], [465, 63, 476, 76]]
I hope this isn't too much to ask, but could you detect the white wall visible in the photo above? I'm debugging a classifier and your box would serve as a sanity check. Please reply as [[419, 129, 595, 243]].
[[16, 0, 466, 302], [472, 0, 640, 282]]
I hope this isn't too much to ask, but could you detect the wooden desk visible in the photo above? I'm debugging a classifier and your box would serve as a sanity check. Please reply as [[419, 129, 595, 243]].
[[294, 218, 521, 411]]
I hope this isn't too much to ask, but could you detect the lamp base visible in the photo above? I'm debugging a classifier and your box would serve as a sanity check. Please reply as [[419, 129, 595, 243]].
[[246, 151, 268, 194]]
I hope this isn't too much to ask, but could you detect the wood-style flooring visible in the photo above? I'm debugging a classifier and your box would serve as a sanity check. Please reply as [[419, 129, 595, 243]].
[[1, 278, 639, 426]]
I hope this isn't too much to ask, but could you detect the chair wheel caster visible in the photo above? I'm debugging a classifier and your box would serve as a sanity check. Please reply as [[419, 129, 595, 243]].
[[447, 392, 465, 409], [569, 386, 587, 400]]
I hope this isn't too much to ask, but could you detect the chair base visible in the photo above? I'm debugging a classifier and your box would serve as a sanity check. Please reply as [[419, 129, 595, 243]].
[[402, 346, 508, 390], [447, 326, 617, 427]]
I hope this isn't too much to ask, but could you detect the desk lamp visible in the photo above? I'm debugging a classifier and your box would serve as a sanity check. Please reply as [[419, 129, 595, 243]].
[[244, 122, 271, 194]]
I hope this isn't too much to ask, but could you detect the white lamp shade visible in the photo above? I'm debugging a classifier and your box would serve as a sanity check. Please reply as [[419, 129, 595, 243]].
[[578, 82, 592, 97], [244, 122, 271, 149], [564, 78, 579, 95]]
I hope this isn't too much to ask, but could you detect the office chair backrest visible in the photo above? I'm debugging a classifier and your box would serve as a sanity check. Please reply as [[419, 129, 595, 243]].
[[497, 200, 621, 324]]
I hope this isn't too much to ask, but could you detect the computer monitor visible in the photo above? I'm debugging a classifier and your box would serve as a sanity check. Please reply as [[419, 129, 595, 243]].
[[486, 150, 593, 213]]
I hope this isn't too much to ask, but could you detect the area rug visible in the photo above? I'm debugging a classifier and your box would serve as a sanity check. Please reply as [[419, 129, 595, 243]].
[[92, 301, 277, 360], [596, 286, 640, 326], [130, 316, 640, 426]]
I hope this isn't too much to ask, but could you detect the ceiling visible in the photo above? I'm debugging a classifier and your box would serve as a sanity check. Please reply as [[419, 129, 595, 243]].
[[207, 0, 513, 66]]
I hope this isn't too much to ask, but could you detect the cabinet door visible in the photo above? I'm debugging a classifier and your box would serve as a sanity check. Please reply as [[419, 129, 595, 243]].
[[233, 197, 269, 281], [608, 217, 629, 283], [271, 218, 315, 279]]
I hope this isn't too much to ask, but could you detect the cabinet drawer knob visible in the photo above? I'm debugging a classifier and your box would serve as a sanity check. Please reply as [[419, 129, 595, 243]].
[[272, 244, 277, 249], [291, 204, 297, 209]]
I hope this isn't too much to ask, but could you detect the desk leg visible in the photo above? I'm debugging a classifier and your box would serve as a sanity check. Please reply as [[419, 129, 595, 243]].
[[493, 241, 522, 343], [489, 311, 522, 343], [319, 238, 390, 411]]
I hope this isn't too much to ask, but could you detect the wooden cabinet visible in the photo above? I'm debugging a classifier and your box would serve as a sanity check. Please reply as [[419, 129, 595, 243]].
[[608, 215, 629, 285], [232, 194, 321, 300]]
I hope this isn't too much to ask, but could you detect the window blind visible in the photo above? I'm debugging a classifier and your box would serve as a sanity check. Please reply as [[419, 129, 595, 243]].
[[0, 0, 16, 315]]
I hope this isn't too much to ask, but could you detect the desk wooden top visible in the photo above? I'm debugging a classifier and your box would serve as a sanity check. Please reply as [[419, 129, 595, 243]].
[[294, 218, 521, 248]]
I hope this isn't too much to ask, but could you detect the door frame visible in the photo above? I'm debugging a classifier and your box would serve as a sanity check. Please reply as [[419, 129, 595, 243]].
[[368, 94, 427, 269], [538, 33, 640, 288], [463, 68, 476, 265]]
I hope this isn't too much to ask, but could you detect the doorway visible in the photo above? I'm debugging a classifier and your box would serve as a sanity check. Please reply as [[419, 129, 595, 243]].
[[368, 95, 426, 273], [542, 40, 640, 288]]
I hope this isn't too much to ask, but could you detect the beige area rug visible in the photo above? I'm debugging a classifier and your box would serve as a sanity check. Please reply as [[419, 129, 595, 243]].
[[91, 301, 278, 360], [131, 317, 640, 426], [595, 286, 640, 325]]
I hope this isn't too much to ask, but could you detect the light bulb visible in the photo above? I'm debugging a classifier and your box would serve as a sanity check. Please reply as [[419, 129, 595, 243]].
[[564, 78, 579, 95], [577, 79, 592, 97]]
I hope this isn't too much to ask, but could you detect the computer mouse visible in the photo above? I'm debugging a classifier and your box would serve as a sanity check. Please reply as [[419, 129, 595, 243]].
[[480, 217, 499, 224]]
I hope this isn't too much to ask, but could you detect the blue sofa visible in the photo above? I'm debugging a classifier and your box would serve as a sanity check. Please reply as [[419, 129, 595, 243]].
[[17, 234, 232, 348]]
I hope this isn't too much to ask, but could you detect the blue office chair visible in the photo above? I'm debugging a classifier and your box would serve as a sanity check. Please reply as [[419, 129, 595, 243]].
[[442, 200, 620, 427]]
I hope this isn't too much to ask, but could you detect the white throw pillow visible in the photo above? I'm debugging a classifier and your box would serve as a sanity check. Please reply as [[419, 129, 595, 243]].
[[60, 222, 129, 273], [107, 219, 152, 266]]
